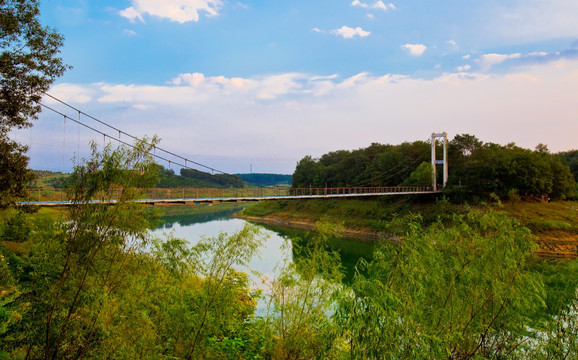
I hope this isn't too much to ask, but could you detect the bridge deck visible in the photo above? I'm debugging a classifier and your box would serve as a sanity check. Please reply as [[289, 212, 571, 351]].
[[23, 189, 441, 206]]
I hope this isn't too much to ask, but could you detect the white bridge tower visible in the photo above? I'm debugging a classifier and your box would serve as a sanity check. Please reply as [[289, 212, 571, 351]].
[[431, 132, 448, 191]]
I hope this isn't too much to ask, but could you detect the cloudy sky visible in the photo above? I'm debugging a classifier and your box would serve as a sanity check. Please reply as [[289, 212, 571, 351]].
[[14, 0, 578, 174]]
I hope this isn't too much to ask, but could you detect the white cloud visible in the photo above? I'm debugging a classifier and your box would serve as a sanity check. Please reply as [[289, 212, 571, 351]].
[[402, 43, 427, 56], [133, 104, 153, 110], [528, 51, 548, 57], [169, 72, 305, 99], [476, 53, 522, 71], [255, 74, 303, 100], [456, 64, 471, 72], [463, 54, 471, 60], [123, 29, 137, 36], [486, 1, 578, 43], [351, 0, 395, 11], [331, 26, 371, 39], [119, 0, 222, 23], [46, 84, 94, 104], [119, 6, 143, 22]]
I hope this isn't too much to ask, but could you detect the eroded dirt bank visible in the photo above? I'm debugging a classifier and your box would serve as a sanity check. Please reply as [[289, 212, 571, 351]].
[[237, 214, 391, 242], [238, 208, 578, 259]]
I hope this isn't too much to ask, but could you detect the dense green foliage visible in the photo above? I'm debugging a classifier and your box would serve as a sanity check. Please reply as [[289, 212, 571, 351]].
[[449, 136, 576, 200], [558, 149, 578, 182], [399, 161, 433, 187], [1, 0, 68, 207], [292, 141, 431, 188], [292, 134, 576, 201], [0, 140, 266, 359], [337, 210, 544, 358], [0, 139, 34, 207]]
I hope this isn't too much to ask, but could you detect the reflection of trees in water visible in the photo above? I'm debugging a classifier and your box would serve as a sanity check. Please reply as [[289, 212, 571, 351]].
[[256, 223, 375, 284], [154, 206, 246, 230]]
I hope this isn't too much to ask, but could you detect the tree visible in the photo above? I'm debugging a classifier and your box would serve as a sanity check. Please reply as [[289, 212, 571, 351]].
[[450, 134, 483, 157], [336, 210, 545, 359], [292, 156, 324, 188], [1, 139, 160, 359], [257, 222, 345, 359], [448, 136, 576, 200], [0, 0, 68, 206], [0, 138, 33, 206], [400, 161, 432, 187], [558, 150, 578, 182]]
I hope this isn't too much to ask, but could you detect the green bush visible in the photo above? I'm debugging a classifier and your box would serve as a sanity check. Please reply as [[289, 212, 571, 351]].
[[0, 212, 30, 242]]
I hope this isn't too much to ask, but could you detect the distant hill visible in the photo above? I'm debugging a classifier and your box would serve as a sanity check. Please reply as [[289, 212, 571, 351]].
[[235, 173, 292, 186], [158, 167, 243, 188], [27, 167, 292, 189], [158, 168, 292, 188], [28, 170, 69, 188]]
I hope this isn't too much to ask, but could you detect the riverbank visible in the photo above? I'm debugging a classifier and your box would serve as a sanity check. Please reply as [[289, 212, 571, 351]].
[[238, 197, 578, 258], [238, 214, 388, 242]]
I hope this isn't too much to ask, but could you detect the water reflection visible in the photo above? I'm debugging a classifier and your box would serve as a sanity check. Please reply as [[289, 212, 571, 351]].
[[150, 206, 374, 284], [256, 223, 374, 283], [154, 205, 246, 229]]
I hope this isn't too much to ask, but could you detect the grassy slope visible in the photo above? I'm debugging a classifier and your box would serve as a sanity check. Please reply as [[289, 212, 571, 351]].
[[241, 197, 578, 257], [498, 200, 578, 257]]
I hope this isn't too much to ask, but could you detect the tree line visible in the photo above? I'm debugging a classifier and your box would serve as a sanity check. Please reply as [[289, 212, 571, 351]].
[[292, 141, 431, 189], [157, 168, 291, 189], [292, 134, 577, 200], [448, 134, 576, 200], [157, 166, 244, 188]]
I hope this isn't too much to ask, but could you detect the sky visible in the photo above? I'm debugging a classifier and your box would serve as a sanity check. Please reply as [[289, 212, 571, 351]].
[[12, 0, 578, 174]]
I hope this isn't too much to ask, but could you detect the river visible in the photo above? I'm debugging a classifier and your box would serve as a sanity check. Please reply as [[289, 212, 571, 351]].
[[149, 204, 375, 286]]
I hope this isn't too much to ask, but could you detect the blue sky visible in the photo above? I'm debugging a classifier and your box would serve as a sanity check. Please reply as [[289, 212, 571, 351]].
[[13, 0, 578, 174]]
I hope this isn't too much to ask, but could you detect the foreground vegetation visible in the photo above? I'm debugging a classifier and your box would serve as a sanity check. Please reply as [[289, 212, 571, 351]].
[[1, 142, 577, 359]]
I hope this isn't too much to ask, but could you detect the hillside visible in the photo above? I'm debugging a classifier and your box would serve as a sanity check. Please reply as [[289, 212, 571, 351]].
[[27, 170, 68, 188]]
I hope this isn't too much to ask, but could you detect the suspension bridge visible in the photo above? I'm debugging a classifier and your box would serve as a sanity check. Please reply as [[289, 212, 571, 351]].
[[20, 94, 448, 206], [23, 186, 440, 206]]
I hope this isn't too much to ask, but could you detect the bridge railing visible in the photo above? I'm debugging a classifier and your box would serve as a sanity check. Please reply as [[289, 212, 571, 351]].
[[23, 186, 435, 203], [289, 186, 433, 196], [22, 187, 294, 202]]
